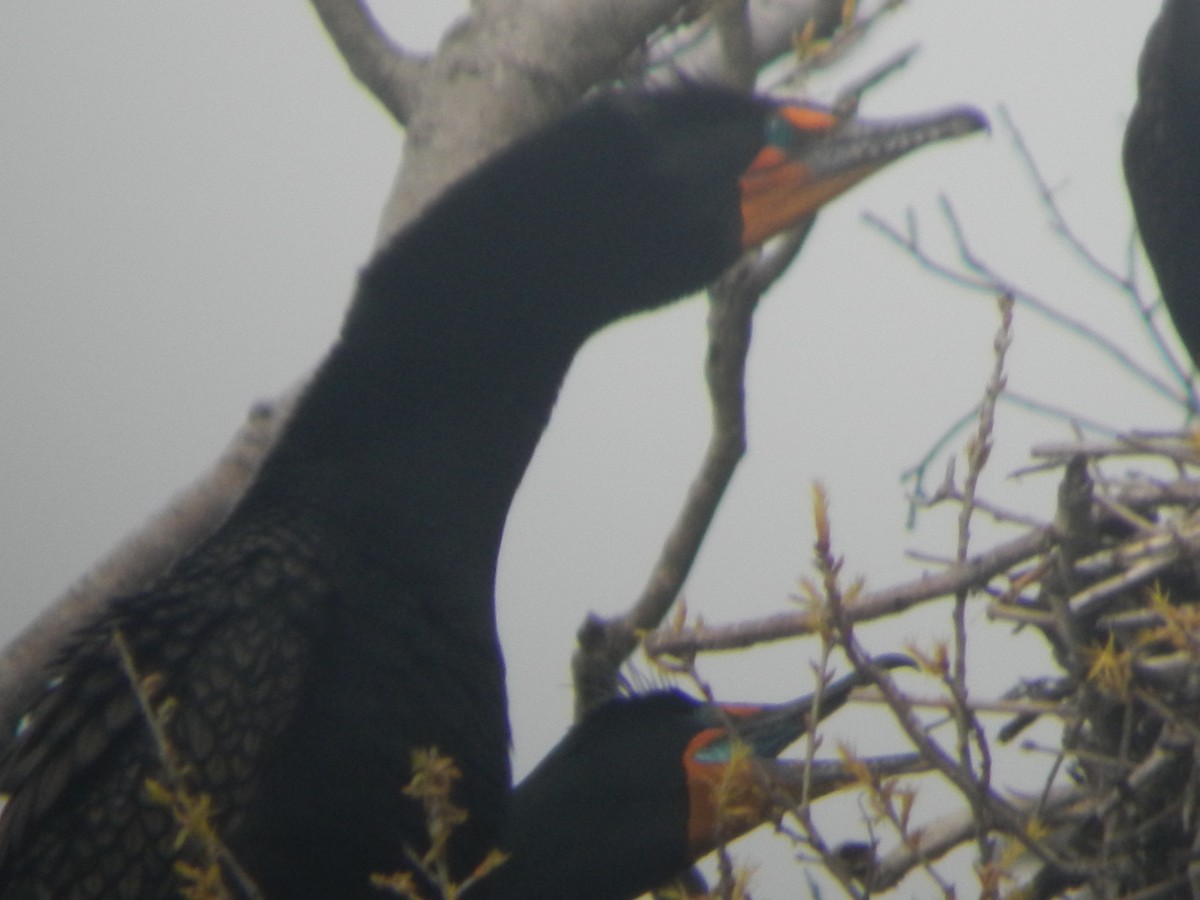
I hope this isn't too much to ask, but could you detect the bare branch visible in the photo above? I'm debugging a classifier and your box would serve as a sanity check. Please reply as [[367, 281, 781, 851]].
[[871, 785, 1084, 891], [1029, 432, 1200, 466], [711, 0, 757, 90], [946, 295, 1014, 872], [645, 526, 1054, 657], [571, 225, 815, 716], [309, 0, 428, 125], [645, 0, 848, 89]]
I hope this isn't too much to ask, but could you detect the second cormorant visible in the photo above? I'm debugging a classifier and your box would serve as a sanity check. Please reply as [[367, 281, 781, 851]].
[[487, 656, 917, 900]]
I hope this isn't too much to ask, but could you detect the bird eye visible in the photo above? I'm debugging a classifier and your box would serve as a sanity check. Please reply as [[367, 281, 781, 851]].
[[693, 737, 732, 765], [764, 114, 797, 150], [764, 105, 841, 153]]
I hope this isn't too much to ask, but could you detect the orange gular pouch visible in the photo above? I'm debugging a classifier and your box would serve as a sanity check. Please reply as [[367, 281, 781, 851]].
[[739, 105, 882, 248], [682, 721, 780, 857]]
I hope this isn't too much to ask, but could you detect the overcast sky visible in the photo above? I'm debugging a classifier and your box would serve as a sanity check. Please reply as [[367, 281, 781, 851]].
[[0, 1, 1169, 894]]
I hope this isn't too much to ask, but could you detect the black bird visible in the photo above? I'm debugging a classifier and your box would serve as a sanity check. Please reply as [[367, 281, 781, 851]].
[[0, 89, 983, 899], [484, 655, 918, 900], [1124, 0, 1200, 369]]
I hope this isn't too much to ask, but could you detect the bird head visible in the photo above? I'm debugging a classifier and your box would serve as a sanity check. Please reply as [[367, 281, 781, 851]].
[[372, 87, 986, 345], [499, 655, 915, 900], [738, 103, 987, 248], [514, 88, 987, 320], [681, 653, 915, 856]]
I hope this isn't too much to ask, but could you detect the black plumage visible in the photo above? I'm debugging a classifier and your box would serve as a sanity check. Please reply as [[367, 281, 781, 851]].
[[0, 88, 982, 899], [1124, 0, 1200, 369], [484, 656, 916, 900]]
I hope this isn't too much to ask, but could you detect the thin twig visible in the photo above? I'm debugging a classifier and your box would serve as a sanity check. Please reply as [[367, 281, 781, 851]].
[[112, 631, 264, 900], [948, 295, 1013, 881], [863, 199, 1191, 411], [997, 105, 1198, 407], [645, 526, 1053, 657], [571, 224, 815, 717]]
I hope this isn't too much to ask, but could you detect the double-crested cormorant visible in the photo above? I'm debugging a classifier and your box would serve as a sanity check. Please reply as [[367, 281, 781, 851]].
[[0, 88, 982, 899], [1124, 0, 1200, 369], [486, 655, 916, 900]]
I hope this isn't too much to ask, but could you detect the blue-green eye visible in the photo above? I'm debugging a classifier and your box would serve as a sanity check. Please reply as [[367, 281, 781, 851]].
[[693, 737, 733, 765], [765, 114, 796, 150]]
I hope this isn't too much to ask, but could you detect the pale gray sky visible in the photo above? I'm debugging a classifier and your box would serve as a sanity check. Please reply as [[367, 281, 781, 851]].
[[0, 2, 1169, 893]]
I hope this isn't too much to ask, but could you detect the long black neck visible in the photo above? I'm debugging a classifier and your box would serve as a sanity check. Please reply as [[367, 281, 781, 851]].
[[226, 211, 605, 895], [221, 92, 747, 893], [247, 215, 598, 599]]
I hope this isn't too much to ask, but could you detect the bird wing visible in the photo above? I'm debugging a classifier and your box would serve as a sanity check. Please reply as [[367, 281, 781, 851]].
[[0, 518, 327, 895]]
